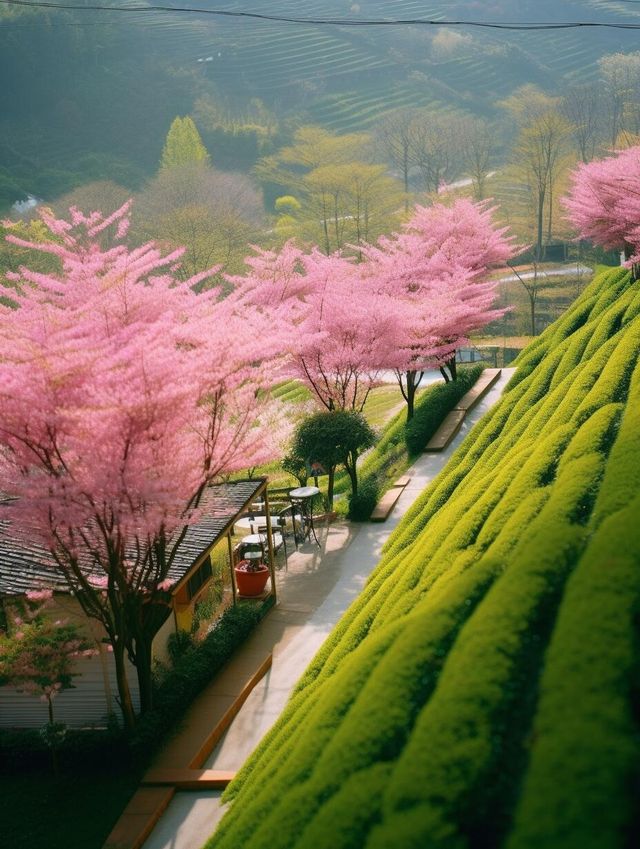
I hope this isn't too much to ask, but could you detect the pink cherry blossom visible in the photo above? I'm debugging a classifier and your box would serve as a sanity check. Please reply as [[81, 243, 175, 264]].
[[563, 146, 640, 268], [0, 201, 290, 725]]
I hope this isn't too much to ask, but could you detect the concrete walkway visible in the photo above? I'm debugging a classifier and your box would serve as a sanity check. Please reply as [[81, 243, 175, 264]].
[[142, 369, 516, 849]]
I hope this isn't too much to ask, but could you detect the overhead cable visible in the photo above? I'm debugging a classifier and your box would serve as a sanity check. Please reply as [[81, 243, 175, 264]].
[[2, 0, 640, 30]]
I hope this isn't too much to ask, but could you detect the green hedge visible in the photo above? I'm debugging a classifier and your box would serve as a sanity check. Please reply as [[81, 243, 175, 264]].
[[208, 267, 640, 849], [334, 366, 483, 517], [404, 365, 483, 456], [131, 601, 263, 760]]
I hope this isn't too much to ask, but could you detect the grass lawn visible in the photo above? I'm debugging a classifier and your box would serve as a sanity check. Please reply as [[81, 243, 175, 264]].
[[0, 767, 141, 849]]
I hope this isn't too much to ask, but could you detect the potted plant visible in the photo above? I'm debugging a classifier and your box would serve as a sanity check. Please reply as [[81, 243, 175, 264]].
[[234, 548, 270, 597]]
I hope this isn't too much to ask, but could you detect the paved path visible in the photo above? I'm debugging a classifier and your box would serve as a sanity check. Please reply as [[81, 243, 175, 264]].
[[143, 369, 516, 849]]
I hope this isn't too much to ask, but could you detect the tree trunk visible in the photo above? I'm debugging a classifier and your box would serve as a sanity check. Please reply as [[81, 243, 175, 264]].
[[623, 243, 639, 281], [536, 191, 545, 261], [134, 635, 154, 715], [113, 640, 136, 730], [405, 370, 417, 420], [447, 356, 457, 381], [530, 293, 536, 336], [440, 366, 450, 383], [326, 467, 335, 510], [346, 451, 358, 497]]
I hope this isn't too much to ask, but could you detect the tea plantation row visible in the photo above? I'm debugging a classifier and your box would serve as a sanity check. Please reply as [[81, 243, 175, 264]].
[[208, 266, 640, 849]]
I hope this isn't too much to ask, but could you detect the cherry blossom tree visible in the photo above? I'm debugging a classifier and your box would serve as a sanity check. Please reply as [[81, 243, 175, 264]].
[[232, 243, 400, 413], [0, 203, 287, 727], [563, 145, 640, 276], [0, 589, 94, 773], [361, 199, 516, 417], [0, 590, 94, 723]]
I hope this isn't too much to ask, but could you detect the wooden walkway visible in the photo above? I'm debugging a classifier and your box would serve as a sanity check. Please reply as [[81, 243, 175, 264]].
[[103, 656, 272, 849], [424, 368, 501, 452], [370, 476, 411, 522], [371, 370, 502, 520]]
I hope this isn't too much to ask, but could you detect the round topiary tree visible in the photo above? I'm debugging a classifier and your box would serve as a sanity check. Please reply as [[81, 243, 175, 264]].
[[291, 410, 376, 510]]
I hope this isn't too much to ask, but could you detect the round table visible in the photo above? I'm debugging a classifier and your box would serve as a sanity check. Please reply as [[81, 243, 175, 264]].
[[235, 515, 279, 532], [289, 486, 321, 546], [241, 533, 264, 546], [289, 486, 321, 500]]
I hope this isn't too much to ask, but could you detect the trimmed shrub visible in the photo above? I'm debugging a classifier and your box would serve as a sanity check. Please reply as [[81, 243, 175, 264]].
[[131, 602, 263, 760], [404, 366, 482, 456], [348, 477, 379, 521]]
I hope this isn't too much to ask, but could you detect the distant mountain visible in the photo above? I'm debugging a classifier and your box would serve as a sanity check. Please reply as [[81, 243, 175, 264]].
[[1, 0, 638, 207]]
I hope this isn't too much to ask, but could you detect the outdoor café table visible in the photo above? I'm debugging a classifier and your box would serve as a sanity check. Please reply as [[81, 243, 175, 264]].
[[235, 515, 280, 533], [238, 533, 266, 562], [289, 486, 321, 547]]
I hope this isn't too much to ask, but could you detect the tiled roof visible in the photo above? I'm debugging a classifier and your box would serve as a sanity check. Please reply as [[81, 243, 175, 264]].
[[0, 479, 264, 597]]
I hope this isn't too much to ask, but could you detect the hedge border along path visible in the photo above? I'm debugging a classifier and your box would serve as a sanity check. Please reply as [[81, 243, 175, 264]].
[[207, 267, 640, 849]]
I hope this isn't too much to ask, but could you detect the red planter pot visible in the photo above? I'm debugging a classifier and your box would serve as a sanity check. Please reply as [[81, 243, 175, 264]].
[[235, 562, 270, 597]]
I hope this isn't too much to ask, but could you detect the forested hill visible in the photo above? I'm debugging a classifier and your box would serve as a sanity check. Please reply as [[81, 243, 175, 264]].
[[208, 264, 640, 849], [1, 0, 639, 207]]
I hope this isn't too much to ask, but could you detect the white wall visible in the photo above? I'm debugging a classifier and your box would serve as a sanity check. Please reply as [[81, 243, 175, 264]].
[[0, 593, 141, 729]]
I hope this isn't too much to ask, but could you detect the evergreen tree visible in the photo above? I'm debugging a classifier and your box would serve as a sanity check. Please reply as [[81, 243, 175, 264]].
[[160, 116, 210, 170]]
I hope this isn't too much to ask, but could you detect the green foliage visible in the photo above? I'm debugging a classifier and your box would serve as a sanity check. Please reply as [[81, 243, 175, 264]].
[[167, 629, 194, 664], [404, 366, 484, 456], [160, 116, 210, 170], [130, 602, 262, 761], [210, 266, 640, 849], [292, 409, 376, 507], [347, 478, 379, 522], [293, 410, 375, 472], [0, 599, 93, 715], [280, 452, 308, 488]]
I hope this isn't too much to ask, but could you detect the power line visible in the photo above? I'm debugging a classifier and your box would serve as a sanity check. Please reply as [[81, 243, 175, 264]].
[[2, 0, 640, 30]]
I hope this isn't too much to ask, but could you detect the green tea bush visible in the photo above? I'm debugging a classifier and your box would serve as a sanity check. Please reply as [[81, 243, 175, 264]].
[[209, 268, 640, 849], [506, 495, 640, 849]]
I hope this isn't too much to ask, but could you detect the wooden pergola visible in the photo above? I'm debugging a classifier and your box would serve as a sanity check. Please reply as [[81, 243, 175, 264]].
[[168, 478, 278, 625]]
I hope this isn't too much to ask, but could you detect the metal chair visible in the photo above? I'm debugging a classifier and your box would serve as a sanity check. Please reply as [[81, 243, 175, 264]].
[[257, 507, 290, 570]]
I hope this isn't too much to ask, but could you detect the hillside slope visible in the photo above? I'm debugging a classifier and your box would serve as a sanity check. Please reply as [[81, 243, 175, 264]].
[[208, 265, 640, 849]]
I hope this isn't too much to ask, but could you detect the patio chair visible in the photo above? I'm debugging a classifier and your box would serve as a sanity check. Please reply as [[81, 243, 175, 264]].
[[257, 506, 291, 569]]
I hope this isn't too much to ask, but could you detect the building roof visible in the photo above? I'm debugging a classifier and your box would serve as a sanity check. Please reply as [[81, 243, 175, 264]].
[[0, 479, 264, 597]]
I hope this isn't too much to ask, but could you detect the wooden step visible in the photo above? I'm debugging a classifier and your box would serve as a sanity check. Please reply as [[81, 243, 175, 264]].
[[394, 475, 411, 488], [424, 410, 466, 452], [454, 368, 502, 413], [103, 787, 174, 849], [370, 487, 403, 522], [143, 769, 235, 790]]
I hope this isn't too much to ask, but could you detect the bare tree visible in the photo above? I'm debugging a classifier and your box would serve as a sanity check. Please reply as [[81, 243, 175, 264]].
[[375, 107, 419, 210], [508, 261, 542, 336], [599, 52, 640, 148], [410, 113, 465, 193], [501, 87, 571, 259], [561, 83, 604, 163], [458, 116, 495, 200]]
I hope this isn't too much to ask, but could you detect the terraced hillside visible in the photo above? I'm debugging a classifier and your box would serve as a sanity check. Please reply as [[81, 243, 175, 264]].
[[208, 265, 640, 849]]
